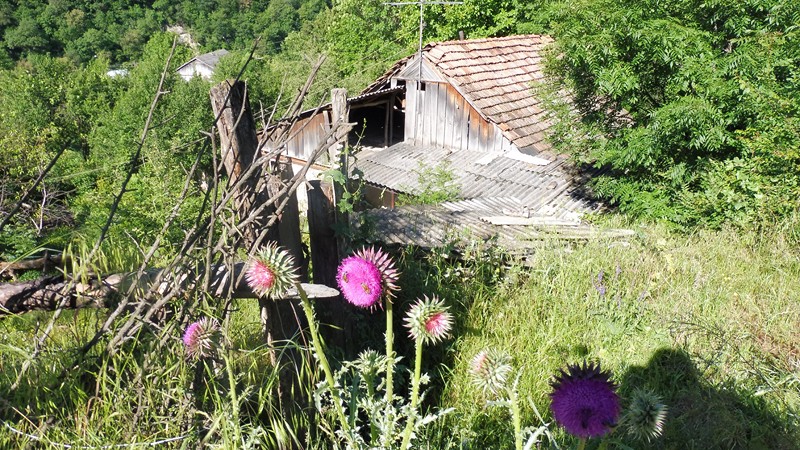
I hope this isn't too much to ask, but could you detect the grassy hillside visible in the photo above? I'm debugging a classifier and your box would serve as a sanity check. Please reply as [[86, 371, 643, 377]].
[[1, 220, 798, 448]]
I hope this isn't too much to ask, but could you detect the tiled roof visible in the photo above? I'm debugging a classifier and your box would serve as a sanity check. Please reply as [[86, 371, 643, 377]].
[[353, 142, 604, 220], [364, 35, 564, 155]]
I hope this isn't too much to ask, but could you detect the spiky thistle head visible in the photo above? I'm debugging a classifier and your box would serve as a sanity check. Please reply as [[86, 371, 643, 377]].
[[354, 246, 400, 296], [621, 389, 667, 442], [470, 349, 513, 397], [549, 361, 621, 439], [183, 317, 221, 360], [246, 243, 298, 298], [404, 295, 453, 345], [351, 349, 388, 378], [336, 255, 383, 308]]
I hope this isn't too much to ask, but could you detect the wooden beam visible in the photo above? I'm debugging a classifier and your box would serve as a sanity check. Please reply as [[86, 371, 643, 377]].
[[268, 159, 308, 282], [305, 179, 352, 353], [329, 88, 349, 260], [0, 263, 338, 316], [384, 99, 391, 148]]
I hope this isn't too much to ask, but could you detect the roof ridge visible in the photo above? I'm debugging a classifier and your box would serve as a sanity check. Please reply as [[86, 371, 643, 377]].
[[426, 33, 552, 48]]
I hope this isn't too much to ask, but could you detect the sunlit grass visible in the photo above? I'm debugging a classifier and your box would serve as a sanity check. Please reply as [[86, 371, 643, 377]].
[[1, 220, 799, 448], [425, 220, 800, 449]]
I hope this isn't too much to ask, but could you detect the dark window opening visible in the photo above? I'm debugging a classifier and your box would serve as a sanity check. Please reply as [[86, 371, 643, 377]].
[[348, 100, 405, 148]]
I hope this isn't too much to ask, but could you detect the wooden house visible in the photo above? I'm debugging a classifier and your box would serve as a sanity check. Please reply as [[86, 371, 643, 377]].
[[277, 34, 563, 162], [271, 35, 606, 245], [364, 34, 560, 157]]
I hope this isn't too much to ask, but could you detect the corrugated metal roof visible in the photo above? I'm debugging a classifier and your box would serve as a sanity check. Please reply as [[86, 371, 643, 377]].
[[353, 142, 605, 220], [353, 197, 633, 252], [364, 34, 566, 155]]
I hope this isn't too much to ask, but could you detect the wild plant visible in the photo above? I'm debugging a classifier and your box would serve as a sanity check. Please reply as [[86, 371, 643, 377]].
[[246, 244, 454, 449], [183, 316, 285, 448], [470, 353, 667, 450]]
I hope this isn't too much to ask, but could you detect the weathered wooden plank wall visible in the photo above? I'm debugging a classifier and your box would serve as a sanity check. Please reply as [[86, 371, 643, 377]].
[[409, 81, 513, 153], [286, 112, 330, 161], [405, 81, 417, 142]]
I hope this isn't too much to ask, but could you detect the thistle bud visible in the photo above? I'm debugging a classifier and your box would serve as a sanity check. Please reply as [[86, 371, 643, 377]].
[[246, 243, 299, 298], [404, 295, 453, 345], [183, 317, 221, 360]]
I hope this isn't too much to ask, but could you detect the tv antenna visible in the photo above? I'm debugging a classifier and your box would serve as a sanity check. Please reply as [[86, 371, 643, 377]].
[[385, 0, 463, 81]]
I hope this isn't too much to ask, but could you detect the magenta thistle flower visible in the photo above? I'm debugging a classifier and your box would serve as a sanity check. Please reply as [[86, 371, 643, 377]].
[[549, 361, 621, 439], [246, 243, 298, 298], [354, 246, 400, 296], [404, 295, 453, 345], [337, 256, 383, 308], [183, 317, 220, 359]]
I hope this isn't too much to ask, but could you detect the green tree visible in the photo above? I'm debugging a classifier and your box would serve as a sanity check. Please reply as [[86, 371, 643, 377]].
[[74, 33, 212, 246], [544, 0, 800, 226]]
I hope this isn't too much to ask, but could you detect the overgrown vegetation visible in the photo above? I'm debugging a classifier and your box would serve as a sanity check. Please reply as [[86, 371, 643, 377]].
[[407, 221, 800, 448], [2, 223, 798, 447], [397, 162, 461, 206], [544, 0, 800, 228], [2, 1, 799, 448]]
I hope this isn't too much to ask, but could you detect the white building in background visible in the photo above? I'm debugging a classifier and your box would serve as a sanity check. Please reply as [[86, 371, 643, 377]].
[[176, 49, 229, 81], [106, 69, 129, 78]]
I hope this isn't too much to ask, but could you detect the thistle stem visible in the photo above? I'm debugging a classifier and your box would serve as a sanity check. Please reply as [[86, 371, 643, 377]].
[[383, 295, 396, 448], [577, 438, 587, 450], [385, 295, 395, 402], [510, 387, 523, 450], [295, 283, 351, 439], [400, 339, 424, 449], [223, 350, 243, 446]]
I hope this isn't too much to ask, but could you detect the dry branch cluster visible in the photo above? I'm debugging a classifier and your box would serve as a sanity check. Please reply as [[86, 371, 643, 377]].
[[1, 45, 352, 389]]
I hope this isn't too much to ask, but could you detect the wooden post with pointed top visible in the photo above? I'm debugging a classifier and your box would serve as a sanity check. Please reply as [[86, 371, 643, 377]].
[[210, 80, 265, 247], [329, 88, 349, 258]]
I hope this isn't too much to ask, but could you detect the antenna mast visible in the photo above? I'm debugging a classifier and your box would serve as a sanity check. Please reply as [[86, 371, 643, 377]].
[[385, 0, 463, 82]]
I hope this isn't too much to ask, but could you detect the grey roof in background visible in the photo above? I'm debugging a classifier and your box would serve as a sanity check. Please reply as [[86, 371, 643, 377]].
[[353, 142, 605, 220], [196, 49, 229, 68], [354, 197, 633, 252], [177, 49, 229, 71]]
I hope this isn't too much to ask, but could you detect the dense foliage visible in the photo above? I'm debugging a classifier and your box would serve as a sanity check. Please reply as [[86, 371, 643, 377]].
[[0, 0, 325, 65], [0, 33, 213, 260], [2, 0, 799, 252], [545, 0, 800, 227]]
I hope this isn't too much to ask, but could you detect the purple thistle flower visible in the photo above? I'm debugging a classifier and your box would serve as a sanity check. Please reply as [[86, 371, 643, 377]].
[[354, 246, 400, 296], [549, 361, 620, 439], [183, 317, 220, 359], [337, 256, 383, 308]]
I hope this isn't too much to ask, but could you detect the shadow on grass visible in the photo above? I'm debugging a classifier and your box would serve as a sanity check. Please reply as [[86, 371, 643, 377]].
[[619, 347, 798, 450]]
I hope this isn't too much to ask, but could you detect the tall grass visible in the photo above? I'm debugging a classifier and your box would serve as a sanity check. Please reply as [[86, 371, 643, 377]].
[[414, 220, 800, 449], [1, 220, 799, 449], [0, 297, 313, 449]]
